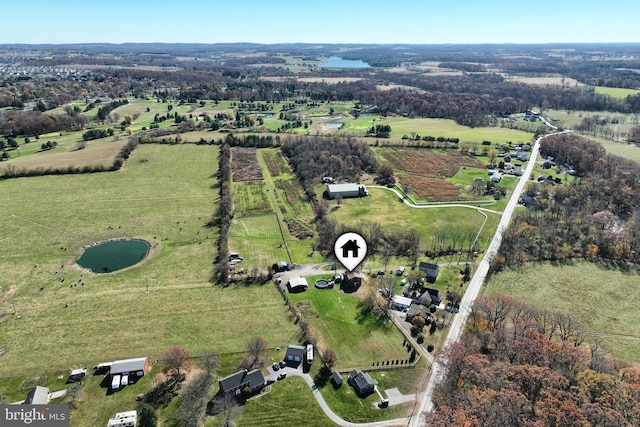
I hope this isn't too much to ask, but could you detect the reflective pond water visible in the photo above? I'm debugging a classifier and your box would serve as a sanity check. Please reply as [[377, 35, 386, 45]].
[[76, 239, 150, 273]]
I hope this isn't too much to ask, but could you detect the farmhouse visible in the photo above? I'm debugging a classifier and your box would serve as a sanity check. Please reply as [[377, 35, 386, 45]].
[[287, 277, 308, 293], [341, 271, 364, 293], [418, 261, 440, 283], [24, 386, 49, 404], [285, 344, 305, 367], [325, 183, 368, 199], [348, 369, 377, 396], [219, 369, 265, 397]]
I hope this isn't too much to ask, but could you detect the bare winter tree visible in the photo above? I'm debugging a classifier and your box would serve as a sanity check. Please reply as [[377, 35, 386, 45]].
[[238, 337, 269, 371]]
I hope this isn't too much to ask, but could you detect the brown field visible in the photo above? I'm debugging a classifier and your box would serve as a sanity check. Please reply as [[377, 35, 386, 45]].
[[506, 75, 582, 86], [377, 148, 484, 201], [231, 147, 263, 181], [297, 77, 363, 83], [376, 84, 426, 93], [0, 139, 127, 173]]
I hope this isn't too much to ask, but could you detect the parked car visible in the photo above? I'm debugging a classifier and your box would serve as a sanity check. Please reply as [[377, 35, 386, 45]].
[[278, 360, 286, 368], [265, 378, 276, 385], [121, 373, 129, 387], [277, 372, 287, 380], [444, 304, 459, 313], [272, 362, 280, 371]]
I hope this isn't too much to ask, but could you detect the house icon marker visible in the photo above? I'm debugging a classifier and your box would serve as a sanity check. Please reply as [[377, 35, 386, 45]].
[[341, 239, 360, 258]]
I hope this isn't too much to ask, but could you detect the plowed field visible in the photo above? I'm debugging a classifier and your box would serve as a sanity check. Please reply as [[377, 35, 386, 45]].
[[377, 148, 484, 201]]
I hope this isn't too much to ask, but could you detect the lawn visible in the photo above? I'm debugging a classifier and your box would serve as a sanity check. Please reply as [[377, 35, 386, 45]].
[[484, 261, 640, 363], [287, 283, 411, 370], [222, 376, 337, 427], [329, 187, 501, 257]]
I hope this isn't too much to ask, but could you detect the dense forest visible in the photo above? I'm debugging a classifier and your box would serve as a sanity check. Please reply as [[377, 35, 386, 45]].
[[428, 294, 640, 427]]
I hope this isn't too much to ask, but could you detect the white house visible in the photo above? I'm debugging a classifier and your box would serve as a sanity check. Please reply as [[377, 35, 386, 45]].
[[392, 295, 413, 310]]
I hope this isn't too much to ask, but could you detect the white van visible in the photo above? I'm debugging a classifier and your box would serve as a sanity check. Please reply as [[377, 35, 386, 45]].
[[121, 373, 129, 387]]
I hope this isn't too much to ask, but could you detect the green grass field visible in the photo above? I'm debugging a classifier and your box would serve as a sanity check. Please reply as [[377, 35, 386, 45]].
[[287, 284, 413, 369], [593, 86, 640, 98], [484, 261, 640, 363], [329, 187, 501, 257], [224, 376, 336, 427], [382, 117, 533, 143], [0, 143, 308, 425]]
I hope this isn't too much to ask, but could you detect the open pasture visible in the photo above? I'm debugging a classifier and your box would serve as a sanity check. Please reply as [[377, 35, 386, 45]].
[[593, 86, 640, 98], [485, 262, 640, 363], [229, 214, 290, 267], [0, 137, 127, 172], [383, 117, 534, 143], [0, 144, 308, 379]]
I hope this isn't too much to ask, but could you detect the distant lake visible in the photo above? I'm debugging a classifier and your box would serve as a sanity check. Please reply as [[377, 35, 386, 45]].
[[321, 57, 371, 69]]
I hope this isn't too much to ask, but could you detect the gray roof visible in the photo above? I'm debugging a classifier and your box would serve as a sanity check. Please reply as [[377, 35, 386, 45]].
[[326, 183, 362, 193], [25, 386, 49, 404], [286, 344, 305, 357], [219, 369, 264, 393], [331, 372, 343, 385], [348, 370, 377, 392], [110, 357, 147, 375]]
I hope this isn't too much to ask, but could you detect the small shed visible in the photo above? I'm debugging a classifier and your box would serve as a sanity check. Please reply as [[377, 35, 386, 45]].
[[286, 277, 308, 293], [331, 372, 343, 389]]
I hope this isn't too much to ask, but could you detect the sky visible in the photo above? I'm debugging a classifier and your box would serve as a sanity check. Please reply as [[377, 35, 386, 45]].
[[2, 0, 639, 45]]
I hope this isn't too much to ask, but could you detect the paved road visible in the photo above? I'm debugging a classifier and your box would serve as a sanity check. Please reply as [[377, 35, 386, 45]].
[[265, 366, 410, 427], [409, 130, 568, 427]]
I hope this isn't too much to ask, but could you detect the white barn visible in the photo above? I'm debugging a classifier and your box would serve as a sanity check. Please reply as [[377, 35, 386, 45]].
[[325, 183, 368, 199]]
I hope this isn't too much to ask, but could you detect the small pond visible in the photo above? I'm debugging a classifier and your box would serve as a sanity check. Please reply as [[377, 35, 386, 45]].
[[321, 57, 371, 69], [76, 239, 150, 273], [325, 123, 343, 129]]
